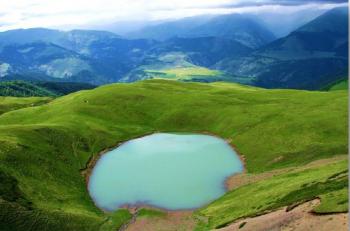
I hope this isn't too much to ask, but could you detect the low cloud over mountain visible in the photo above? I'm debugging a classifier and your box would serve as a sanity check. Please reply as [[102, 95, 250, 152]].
[[0, 0, 347, 31]]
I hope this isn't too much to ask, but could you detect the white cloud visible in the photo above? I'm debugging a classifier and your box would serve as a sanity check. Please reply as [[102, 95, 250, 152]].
[[0, 0, 347, 31]]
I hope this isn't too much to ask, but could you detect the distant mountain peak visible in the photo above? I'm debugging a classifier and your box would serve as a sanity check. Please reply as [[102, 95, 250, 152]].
[[126, 13, 275, 49], [297, 6, 348, 34]]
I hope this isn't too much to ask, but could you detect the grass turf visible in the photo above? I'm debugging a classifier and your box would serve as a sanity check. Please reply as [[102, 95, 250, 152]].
[[0, 80, 347, 230], [196, 159, 348, 229], [0, 96, 51, 115]]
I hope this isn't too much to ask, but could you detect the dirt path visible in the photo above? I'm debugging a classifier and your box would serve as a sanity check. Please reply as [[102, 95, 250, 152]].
[[216, 199, 348, 231], [119, 208, 139, 231]]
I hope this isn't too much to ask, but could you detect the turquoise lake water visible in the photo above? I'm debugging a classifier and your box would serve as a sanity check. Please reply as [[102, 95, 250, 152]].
[[88, 133, 243, 211]]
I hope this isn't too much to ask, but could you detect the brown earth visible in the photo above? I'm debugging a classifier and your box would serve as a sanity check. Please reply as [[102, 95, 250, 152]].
[[215, 199, 348, 231], [125, 211, 196, 231]]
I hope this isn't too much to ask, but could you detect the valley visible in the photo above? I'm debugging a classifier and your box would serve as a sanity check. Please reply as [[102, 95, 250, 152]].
[[142, 67, 227, 82]]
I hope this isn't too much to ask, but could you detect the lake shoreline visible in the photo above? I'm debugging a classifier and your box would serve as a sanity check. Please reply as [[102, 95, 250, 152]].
[[81, 131, 247, 214]]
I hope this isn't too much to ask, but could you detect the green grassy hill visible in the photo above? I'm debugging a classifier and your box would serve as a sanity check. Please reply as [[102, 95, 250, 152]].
[[0, 80, 347, 230], [0, 96, 51, 115], [329, 79, 348, 91], [320, 77, 348, 91], [197, 158, 347, 229]]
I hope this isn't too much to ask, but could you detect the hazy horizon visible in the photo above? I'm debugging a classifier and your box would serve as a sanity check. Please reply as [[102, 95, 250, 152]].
[[0, 0, 347, 33]]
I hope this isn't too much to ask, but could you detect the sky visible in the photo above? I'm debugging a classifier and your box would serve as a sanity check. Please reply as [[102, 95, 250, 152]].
[[0, 0, 347, 31]]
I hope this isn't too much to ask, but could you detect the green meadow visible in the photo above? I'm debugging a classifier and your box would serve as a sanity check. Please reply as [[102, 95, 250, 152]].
[[145, 67, 229, 81], [197, 158, 348, 229], [146, 67, 222, 80], [0, 80, 347, 230], [0, 96, 51, 115], [329, 79, 348, 91]]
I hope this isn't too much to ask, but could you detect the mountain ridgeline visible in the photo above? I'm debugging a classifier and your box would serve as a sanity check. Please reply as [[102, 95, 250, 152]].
[[0, 80, 95, 97], [127, 14, 276, 49], [216, 7, 348, 90], [0, 7, 347, 90]]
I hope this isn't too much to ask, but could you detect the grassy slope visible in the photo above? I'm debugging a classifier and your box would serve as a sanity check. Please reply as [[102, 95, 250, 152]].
[[0, 80, 347, 230], [0, 96, 52, 115], [321, 77, 349, 91], [329, 79, 348, 91], [196, 159, 348, 229], [138, 208, 167, 218]]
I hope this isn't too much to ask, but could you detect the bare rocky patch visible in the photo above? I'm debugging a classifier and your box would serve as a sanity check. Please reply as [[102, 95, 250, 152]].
[[215, 199, 348, 231]]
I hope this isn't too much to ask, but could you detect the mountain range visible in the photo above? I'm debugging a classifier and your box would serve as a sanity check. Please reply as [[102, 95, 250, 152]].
[[216, 7, 348, 89], [127, 14, 276, 49], [0, 7, 347, 90]]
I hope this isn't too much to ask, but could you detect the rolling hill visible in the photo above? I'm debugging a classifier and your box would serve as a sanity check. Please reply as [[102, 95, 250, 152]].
[[0, 80, 347, 230], [328, 79, 348, 91], [0, 96, 51, 115]]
